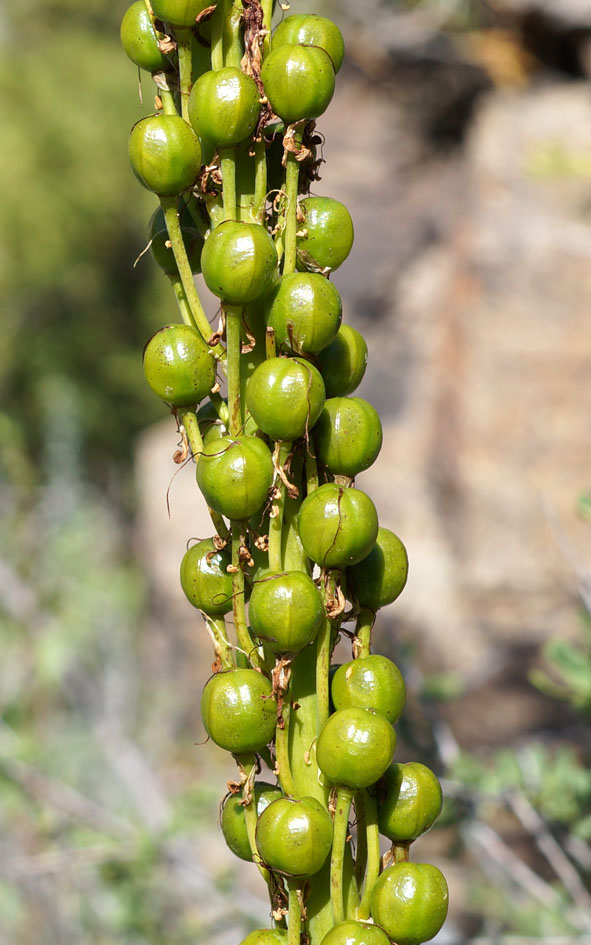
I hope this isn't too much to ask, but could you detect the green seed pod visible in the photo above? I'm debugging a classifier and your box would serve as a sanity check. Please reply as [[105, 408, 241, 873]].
[[378, 763, 443, 842], [249, 571, 324, 655], [120, 1, 170, 73], [143, 324, 215, 407], [320, 921, 391, 945], [239, 931, 289, 945], [370, 862, 449, 945], [314, 397, 383, 478], [297, 197, 354, 273], [189, 67, 261, 148], [128, 115, 202, 197], [200, 669, 277, 754], [316, 324, 368, 398], [331, 655, 406, 724], [272, 13, 345, 73], [317, 706, 396, 790], [255, 796, 333, 878], [196, 435, 274, 520], [151, 0, 215, 28], [261, 44, 335, 124], [148, 202, 203, 275], [201, 221, 278, 305], [266, 273, 342, 355], [245, 356, 325, 442], [347, 527, 408, 611], [179, 538, 233, 616], [298, 483, 378, 568], [221, 782, 283, 861]]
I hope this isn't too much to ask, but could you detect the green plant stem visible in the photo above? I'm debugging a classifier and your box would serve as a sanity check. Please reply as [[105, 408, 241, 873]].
[[223, 0, 244, 68], [175, 27, 193, 121], [210, 0, 227, 70], [183, 194, 209, 237], [231, 522, 260, 668], [275, 672, 296, 796], [253, 140, 268, 224], [209, 391, 230, 427], [317, 570, 337, 732], [269, 441, 292, 571], [178, 407, 204, 458], [305, 442, 319, 494], [220, 148, 237, 222], [354, 607, 375, 658], [354, 790, 368, 891], [205, 615, 234, 669], [265, 326, 277, 360], [159, 87, 178, 115], [224, 303, 243, 435], [168, 274, 195, 327], [356, 789, 380, 921], [287, 878, 303, 945], [238, 755, 275, 889], [283, 128, 302, 274], [331, 786, 353, 924], [261, 0, 273, 53], [394, 841, 410, 864]]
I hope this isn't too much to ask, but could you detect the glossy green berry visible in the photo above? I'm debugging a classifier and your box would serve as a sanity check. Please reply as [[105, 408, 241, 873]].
[[332, 655, 405, 724], [151, 0, 215, 27], [196, 435, 274, 520], [272, 14, 345, 73], [266, 273, 342, 355], [347, 527, 408, 611], [120, 1, 170, 73], [240, 931, 288, 945], [261, 45, 335, 124], [179, 538, 233, 616], [298, 483, 378, 568], [221, 782, 283, 861], [201, 221, 278, 304], [297, 197, 354, 273], [317, 706, 396, 789], [245, 356, 325, 441], [320, 921, 390, 945], [189, 67, 261, 147], [316, 324, 368, 398], [249, 571, 324, 655], [200, 669, 277, 754], [255, 796, 333, 877], [148, 202, 203, 275], [128, 115, 201, 196], [370, 862, 449, 945], [314, 397, 383, 478], [378, 763, 443, 842], [143, 324, 215, 407]]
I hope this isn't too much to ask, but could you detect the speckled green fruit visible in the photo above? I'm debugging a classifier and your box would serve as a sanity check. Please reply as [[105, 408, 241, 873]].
[[370, 862, 449, 945], [316, 324, 368, 398], [314, 397, 383, 478], [143, 324, 215, 406], [179, 538, 233, 616], [298, 483, 378, 568], [148, 202, 203, 275], [239, 931, 288, 945], [189, 67, 261, 147], [249, 571, 324, 655], [201, 221, 278, 304], [196, 436, 274, 520], [245, 356, 325, 441], [272, 14, 345, 73], [151, 0, 215, 27], [320, 920, 391, 945], [266, 273, 342, 355], [120, 1, 170, 73], [221, 782, 283, 861], [347, 527, 408, 611], [317, 706, 396, 790], [200, 669, 277, 754], [297, 197, 354, 273], [255, 796, 333, 877], [128, 115, 201, 196], [261, 44, 335, 124], [332, 656, 405, 724], [378, 763, 443, 842]]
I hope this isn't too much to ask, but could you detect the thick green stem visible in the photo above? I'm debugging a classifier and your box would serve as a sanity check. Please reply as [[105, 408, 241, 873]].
[[252, 140, 268, 224], [269, 441, 292, 571], [159, 87, 178, 115], [178, 407, 204, 458], [275, 672, 296, 796], [224, 304, 243, 435], [210, 0, 227, 70], [223, 0, 244, 68], [354, 791, 368, 892], [220, 148, 237, 222], [175, 27, 193, 121], [354, 606, 375, 659], [168, 274, 196, 327], [287, 878, 302, 945], [283, 128, 302, 275], [261, 0, 273, 54], [331, 786, 353, 925], [356, 789, 380, 921], [317, 570, 337, 732], [205, 615, 234, 669], [305, 442, 319, 494]]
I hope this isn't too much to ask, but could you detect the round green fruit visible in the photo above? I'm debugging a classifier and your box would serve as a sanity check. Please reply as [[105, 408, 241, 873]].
[[245, 356, 325, 441], [272, 14, 345, 73], [347, 527, 408, 611], [297, 197, 354, 273], [221, 782, 283, 861], [261, 44, 335, 124], [370, 862, 449, 945], [314, 397, 383, 478], [196, 436, 274, 520], [239, 932, 288, 945], [332, 655, 405, 724], [120, 1, 170, 73], [255, 796, 333, 877], [151, 0, 215, 27], [249, 571, 324, 655], [189, 67, 261, 147], [200, 669, 277, 754], [128, 115, 201, 196], [298, 483, 378, 568], [316, 324, 368, 398], [378, 763, 443, 842], [197, 400, 229, 444], [201, 221, 278, 304], [148, 202, 203, 275], [143, 324, 215, 407], [179, 538, 233, 616], [320, 920, 390, 945], [317, 707, 396, 790], [266, 272, 342, 355]]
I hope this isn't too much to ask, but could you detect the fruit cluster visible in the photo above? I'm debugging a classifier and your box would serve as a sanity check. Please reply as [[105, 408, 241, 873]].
[[121, 1, 448, 943]]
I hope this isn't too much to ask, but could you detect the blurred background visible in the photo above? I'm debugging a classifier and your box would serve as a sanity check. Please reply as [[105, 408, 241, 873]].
[[0, 0, 590, 942]]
